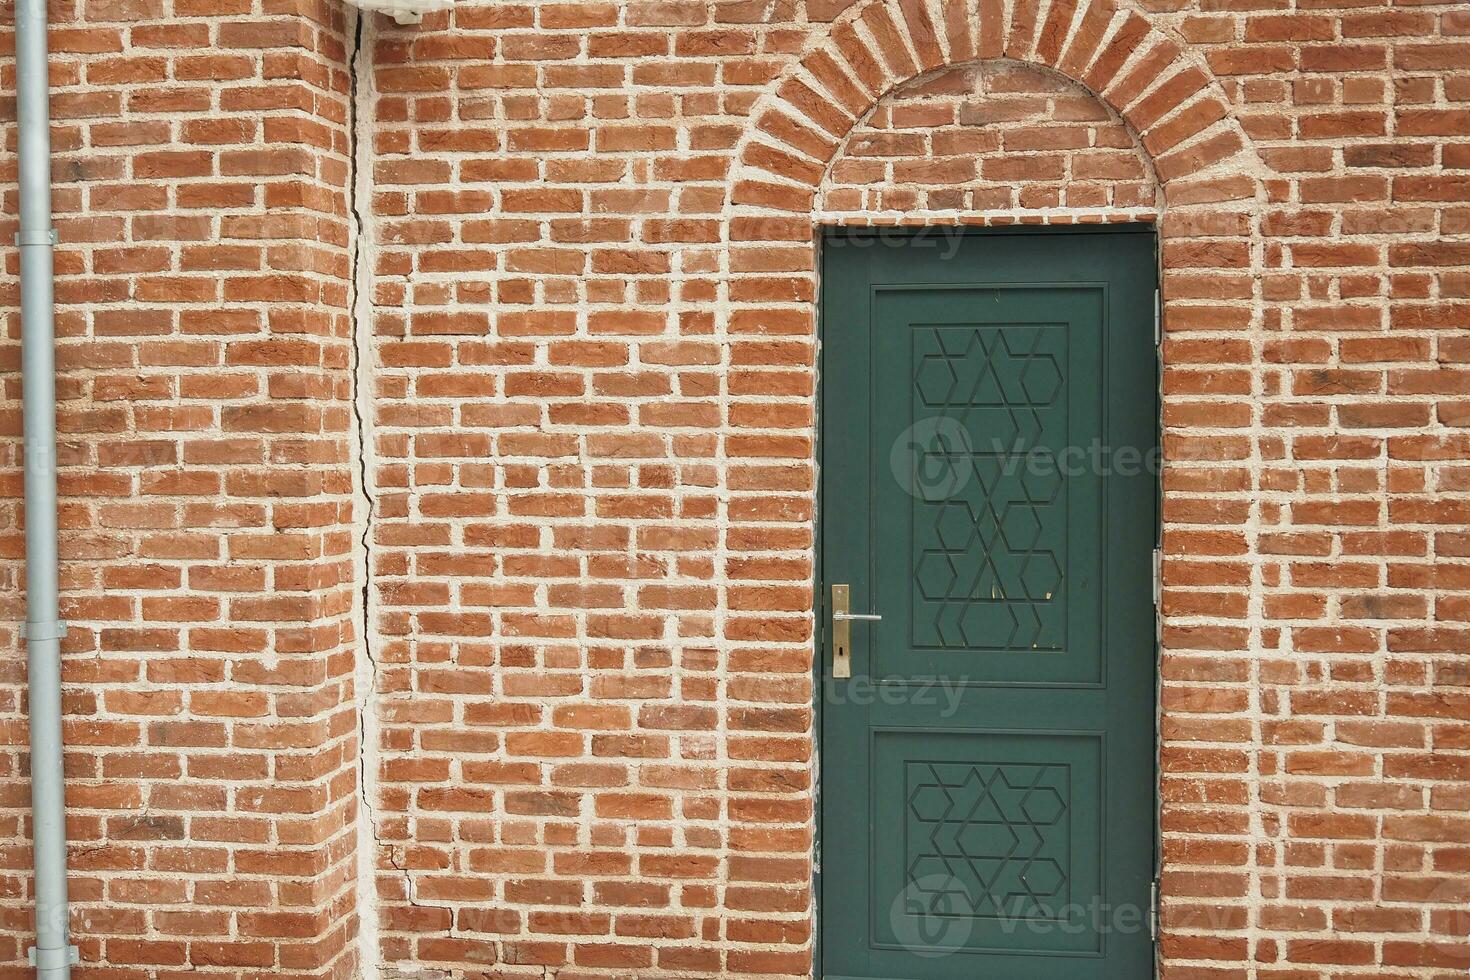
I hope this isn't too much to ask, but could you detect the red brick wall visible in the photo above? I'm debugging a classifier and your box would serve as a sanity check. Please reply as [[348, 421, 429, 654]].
[[0, 0, 361, 975], [0, 0, 1465, 977], [365, 0, 1470, 976]]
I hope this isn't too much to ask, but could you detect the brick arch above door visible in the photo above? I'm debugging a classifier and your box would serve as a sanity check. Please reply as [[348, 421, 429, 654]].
[[818, 59, 1164, 223], [725, 0, 1269, 218]]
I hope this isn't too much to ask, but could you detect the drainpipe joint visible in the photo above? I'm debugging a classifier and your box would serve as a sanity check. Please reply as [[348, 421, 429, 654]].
[[14, 229, 57, 247], [19, 622, 67, 642], [28, 943, 79, 975]]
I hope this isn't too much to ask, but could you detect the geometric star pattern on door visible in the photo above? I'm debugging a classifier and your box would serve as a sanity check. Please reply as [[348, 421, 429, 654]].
[[904, 762, 1071, 922], [911, 325, 1067, 652]]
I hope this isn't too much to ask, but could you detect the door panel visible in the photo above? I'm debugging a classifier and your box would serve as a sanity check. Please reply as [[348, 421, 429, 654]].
[[871, 728, 1104, 956], [873, 288, 1105, 686], [819, 228, 1157, 980]]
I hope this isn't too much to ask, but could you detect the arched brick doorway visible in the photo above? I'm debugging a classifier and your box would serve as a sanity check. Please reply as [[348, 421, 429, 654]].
[[718, 0, 1268, 971]]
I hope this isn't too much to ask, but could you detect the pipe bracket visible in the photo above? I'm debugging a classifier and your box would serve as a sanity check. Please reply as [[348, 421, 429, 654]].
[[20, 620, 68, 642], [27, 945, 79, 969], [14, 228, 57, 247]]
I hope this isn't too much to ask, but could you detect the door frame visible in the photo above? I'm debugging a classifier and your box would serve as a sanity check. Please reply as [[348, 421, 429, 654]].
[[811, 223, 1163, 979]]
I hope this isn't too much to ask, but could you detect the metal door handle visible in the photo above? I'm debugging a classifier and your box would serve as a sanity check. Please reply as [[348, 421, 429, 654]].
[[831, 584, 880, 679]]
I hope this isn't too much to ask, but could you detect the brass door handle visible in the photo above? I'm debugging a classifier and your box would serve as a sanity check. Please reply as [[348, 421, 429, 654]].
[[831, 584, 880, 679]]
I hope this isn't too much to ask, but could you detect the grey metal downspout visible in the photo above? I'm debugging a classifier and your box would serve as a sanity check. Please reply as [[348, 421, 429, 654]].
[[15, 0, 74, 975]]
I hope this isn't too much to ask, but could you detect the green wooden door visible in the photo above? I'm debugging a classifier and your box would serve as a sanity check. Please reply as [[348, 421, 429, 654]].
[[819, 227, 1158, 980]]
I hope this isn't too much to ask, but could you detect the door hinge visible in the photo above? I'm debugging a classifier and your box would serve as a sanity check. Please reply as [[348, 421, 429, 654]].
[[1153, 288, 1161, 346], [1149, 877, 1160, 942], [1152, 547, 1162, 608]]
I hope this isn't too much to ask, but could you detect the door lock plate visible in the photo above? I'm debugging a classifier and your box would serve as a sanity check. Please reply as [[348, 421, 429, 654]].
[[832, 584, 851, 678], [830, 584, 881, 678]]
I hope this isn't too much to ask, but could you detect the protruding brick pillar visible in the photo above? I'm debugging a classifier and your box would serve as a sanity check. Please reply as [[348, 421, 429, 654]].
[[0, 1, 360, 975]]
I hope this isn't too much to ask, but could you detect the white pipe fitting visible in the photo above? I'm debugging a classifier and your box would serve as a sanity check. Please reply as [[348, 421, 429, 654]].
[[344, 0, 455, 25]]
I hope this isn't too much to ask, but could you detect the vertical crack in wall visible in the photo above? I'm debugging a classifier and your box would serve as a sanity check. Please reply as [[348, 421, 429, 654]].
[[345, 11, 403, 979]]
